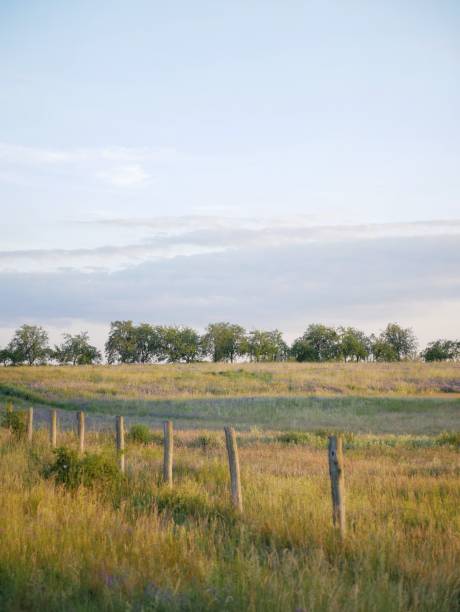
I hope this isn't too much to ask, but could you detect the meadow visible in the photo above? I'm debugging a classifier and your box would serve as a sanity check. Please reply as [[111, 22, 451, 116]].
[[0, 361, 459, 434], [0, 362, 459, 610]]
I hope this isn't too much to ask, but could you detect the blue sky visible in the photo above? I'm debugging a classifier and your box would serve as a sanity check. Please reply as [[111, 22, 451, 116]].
[[0, 1, 459, 348]]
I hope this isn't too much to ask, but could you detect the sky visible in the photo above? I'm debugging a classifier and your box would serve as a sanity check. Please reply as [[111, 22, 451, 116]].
[[0, 0, 459, 350]]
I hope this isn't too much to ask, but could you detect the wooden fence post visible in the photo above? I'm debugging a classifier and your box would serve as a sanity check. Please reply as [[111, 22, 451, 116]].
[[163, 420, 173, 487], [27, 407, 34, 442], [116, 416, 125, 473], [50, 409, 57, 448], [224, 426, 243, 512], [328, 435, 346, 536], [77, 411, 85, 454]]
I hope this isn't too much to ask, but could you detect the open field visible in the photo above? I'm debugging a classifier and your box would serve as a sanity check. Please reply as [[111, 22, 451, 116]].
[[0, 362, 459, 434], [1, 362, 460, 400], [0, 362, 459, 610], [0, 427, 459, 611]]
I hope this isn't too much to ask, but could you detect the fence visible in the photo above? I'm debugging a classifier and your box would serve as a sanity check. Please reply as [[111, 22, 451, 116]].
[[3, 405, 346, 536]]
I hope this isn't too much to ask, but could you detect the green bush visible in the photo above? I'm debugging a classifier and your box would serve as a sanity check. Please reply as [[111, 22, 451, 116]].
[[45, 447, 120, 489], [128, 424, 152, 445], [436, 431, 460, 448], [1, 404, 26, 438], [276, 431, 315, 445]]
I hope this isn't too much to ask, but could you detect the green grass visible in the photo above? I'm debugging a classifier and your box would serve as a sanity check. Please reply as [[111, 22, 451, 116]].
[[1, 388, 459, 435], [0, 428, 458, 611]]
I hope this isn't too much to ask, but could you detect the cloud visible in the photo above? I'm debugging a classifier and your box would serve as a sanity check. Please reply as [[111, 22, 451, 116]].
[[96, 164, 151, 187], [1, 217, 459, 273], [0, 142, 176, 190], [0, 234, 459, 346]]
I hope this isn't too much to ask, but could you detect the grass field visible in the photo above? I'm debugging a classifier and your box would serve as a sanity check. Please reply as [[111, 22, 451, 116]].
[[0, 362, 459, 434], [1, 361, 460, 401], [0, 427, 458, 611], [0, 363, 459, 610]]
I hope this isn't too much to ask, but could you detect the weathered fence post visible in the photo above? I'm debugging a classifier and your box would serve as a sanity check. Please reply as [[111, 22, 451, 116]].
[[116, 416, 125, 474], [50, 409, 57, 448], [27, 407, 34, 442], [328, 435, 346, 536], [77, 411, 85, 454], [224, 426, 243, 512], [163, 420, 173, 487]]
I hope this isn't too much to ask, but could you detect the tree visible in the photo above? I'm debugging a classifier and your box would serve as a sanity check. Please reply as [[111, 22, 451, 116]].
[[246, 329, 288, 362], [202, 322, 246, 362], [371, 337, 398, 362], [159, 326, 202, 363], [105, 321, 138, 364], [421, 339, 459, 362], [338, 327, 371, 362], [54, 332, 102, 365], [376, 323, 418, 361], [134, 323, 163, 363], [291, 324, 340, 362], [7, 324, 50, 365], [0, 348, 13, 366]]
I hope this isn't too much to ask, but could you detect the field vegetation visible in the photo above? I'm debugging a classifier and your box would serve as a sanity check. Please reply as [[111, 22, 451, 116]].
[[0, 423, 459, 611], [1, 361, 460, 402]]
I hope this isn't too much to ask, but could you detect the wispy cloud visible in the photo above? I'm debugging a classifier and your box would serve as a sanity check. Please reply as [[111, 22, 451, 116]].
[[1, 217, 459, 273], [0, 235, 459, 346], [96, 164, 151, 187], [0, 142, 177, 190]]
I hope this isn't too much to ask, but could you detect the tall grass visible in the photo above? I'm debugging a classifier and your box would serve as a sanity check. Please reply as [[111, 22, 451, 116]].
[[1, 361, 459, 403], [0, 427, 458, 610]]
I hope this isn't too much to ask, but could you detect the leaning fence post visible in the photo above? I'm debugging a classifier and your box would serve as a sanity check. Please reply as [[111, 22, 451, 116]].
[[328, 435, 346, 536], [27, 407, 34, 442], [163, 420, 173, 487], [116, 416, 125, 473], [50, 409, 57, 448], [224, 426, 243, 512], [77, 411, 85, 454]]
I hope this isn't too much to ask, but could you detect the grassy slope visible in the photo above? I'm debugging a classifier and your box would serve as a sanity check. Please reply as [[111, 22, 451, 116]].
[[0, 362, 459, 434], [1, 362, 460, 400], [0, 430, 458, 611]]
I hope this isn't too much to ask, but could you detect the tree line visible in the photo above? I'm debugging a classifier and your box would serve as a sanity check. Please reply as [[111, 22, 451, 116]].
[[0, 321, 459, 366]]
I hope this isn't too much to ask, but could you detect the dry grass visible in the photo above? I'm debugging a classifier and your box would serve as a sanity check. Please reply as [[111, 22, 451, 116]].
[[1, 361, 460, 402], [0, 427, 459, 611]]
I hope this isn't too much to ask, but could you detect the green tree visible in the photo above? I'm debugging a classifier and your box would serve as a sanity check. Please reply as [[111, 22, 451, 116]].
[[7, 324, 50, 365], [291, 324, 340, 362], [246, 329, 288, 362], [105, 321, 138, 364], [134, 323, 163, 363], [54, 332, 101, 365], [338, 327, 371, 362], [421, 339, 459, 362], [159, 326, 201, 363], [202, 322, 246, 362], [376, 323, 418, 361]]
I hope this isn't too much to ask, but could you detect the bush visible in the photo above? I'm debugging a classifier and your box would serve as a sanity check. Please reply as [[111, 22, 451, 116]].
[[1, 404, 26, 438], [436, 431, 460, 447], [128, 424, 152, 445], [45, 447, 120, 489], [276, 431, 314, 445]]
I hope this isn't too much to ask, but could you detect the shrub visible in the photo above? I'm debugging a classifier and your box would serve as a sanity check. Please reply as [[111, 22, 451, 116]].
[[45, 447, 120, 489], [1, 403, 26, 438], [436, 431, 460, 448], [276, 431, 314, 445], [128, 424, 152, 445]]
